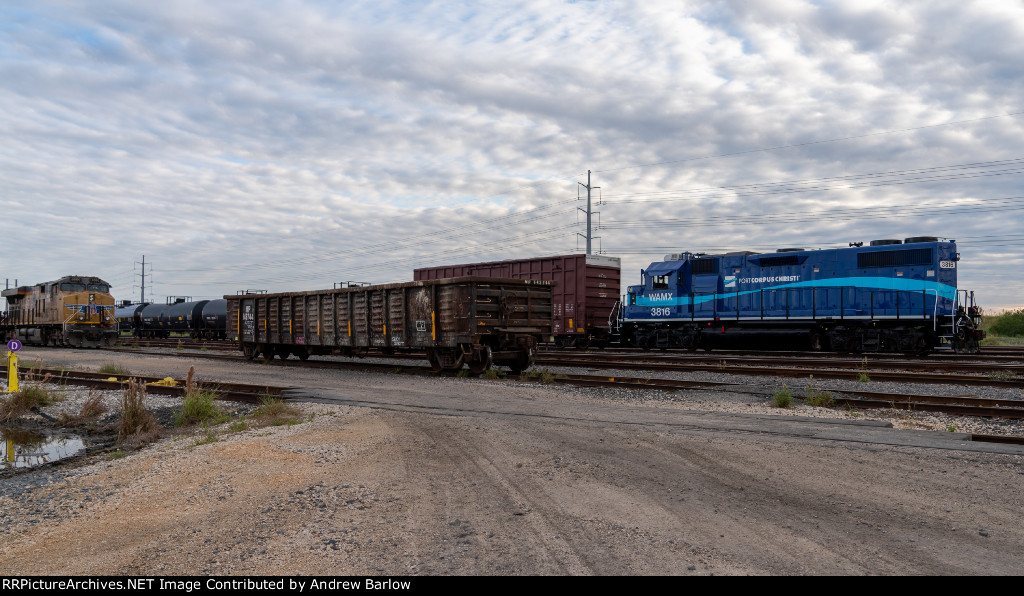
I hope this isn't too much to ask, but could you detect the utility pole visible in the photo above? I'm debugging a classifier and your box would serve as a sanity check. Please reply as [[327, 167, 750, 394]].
[[577, 170, 600, 254], [135, 256, 151, 304]]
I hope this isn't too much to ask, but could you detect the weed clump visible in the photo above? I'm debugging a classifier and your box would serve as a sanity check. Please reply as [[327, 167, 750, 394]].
[[117, 379, 161, 447], [59, 389, 109, 426], [771, 384, 793, 408], [252, 394, 302, 427], [0, 374, 61, 422], [173, 366, 229, 427], [193, 432, 218, 446], [98, 363, 132, 377], [856, 358, 871, 383], [802, 375, 835, 407]]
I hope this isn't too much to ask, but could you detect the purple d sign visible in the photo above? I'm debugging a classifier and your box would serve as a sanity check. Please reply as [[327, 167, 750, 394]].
[[7, 339, 21, 352]]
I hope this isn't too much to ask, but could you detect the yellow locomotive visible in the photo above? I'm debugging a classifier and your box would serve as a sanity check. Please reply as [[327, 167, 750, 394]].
[[1, 275, 118, 347]]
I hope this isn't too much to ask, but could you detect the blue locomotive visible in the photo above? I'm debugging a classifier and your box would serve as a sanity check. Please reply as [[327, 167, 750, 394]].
[[618, 237, 984, 354]]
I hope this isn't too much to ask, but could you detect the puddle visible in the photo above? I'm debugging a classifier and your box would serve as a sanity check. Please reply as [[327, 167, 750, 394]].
[[1, 428, 86, 469]]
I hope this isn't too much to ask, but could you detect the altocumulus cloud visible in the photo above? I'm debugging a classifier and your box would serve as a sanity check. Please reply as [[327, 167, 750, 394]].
[[0, 0, 1022, 310]]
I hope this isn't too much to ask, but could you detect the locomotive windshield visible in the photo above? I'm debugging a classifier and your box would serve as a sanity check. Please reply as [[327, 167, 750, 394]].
[[88, 284, 109, 292], [60, 283, 87, 292]]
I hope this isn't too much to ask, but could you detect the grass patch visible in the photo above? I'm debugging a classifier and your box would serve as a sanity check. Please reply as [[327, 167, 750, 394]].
[[117, 378, 162, 447], [981, 335, 1024, 346], [855, 357, 871, 383], [193, 432, 218, 447], [482, 368, 506, 380], [983, 308, 1024, 337], [0, 374, 63, 422], [59, 389, 109, 426], [252, 394, 302, 427], [109, 449, 127, 460], [174, 388, 228, 426], [97, 363, 132, 377], [771, 384, 793, 408], [802, 375, 835, 407], [173, 366, 229, 427], [228, 418, 249, 433]]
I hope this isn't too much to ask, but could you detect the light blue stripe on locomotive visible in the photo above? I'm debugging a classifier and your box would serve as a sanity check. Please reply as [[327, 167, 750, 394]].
[[636, 277, 957, 307]]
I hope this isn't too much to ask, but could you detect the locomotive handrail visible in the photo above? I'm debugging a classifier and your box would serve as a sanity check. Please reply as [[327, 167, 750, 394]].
[[926, 289, 939, 331]]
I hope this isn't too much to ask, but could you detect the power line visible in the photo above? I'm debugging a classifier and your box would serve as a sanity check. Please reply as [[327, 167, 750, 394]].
[[600, 195, 1024, 230], [599, 157, 1024, 202], [590, 110, 1024, 174]]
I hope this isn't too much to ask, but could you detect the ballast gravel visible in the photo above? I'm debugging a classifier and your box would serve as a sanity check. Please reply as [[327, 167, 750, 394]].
[[0, 346, 1022, 576]]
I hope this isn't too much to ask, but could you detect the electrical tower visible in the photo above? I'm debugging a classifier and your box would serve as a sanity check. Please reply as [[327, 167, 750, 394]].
[[135, 256, 153, 304], [578, 170, 601, 254]]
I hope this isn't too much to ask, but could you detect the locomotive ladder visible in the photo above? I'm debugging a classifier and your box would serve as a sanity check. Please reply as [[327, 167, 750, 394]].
[[936, 289, 980, 353]]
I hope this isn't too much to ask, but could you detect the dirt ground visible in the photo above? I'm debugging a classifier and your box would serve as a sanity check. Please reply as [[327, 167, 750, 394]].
[[1, 348, 1023, 575]]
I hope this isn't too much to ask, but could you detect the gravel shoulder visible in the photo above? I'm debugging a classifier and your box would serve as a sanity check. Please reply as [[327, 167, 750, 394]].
[[1, 347, 1023, 575]]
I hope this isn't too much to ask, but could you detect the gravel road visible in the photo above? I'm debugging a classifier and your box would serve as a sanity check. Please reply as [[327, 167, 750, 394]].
[[1, 347, 1022, 575]]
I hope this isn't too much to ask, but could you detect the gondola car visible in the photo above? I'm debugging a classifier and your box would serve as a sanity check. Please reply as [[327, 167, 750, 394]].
[[226, 277, 552, 373], [619, 237, 985, 354]]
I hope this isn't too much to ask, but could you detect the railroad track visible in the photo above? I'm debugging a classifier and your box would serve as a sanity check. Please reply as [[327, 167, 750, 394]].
[[533, 352, 1024, 387], [108, 342, 1024, 384], [101, 342, 1024, 395], [115, 338, 236, 350], [22, 368, 282, 403], [21, 361, 1024, 445]]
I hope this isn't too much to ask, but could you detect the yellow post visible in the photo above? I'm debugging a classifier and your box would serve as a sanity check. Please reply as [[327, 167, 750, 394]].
[[6, 352, 18, 393]]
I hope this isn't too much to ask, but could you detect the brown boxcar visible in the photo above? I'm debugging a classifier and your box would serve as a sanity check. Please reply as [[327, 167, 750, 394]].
[[225, 277, 552, 373], [414, 254, 620, 347]]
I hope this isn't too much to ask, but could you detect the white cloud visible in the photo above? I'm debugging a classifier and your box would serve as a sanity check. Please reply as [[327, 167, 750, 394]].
[[0, 0, 1021, 310]]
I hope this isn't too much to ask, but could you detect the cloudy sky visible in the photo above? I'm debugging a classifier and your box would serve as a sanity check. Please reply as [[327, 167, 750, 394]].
[[2, 0, 1022, 311]]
